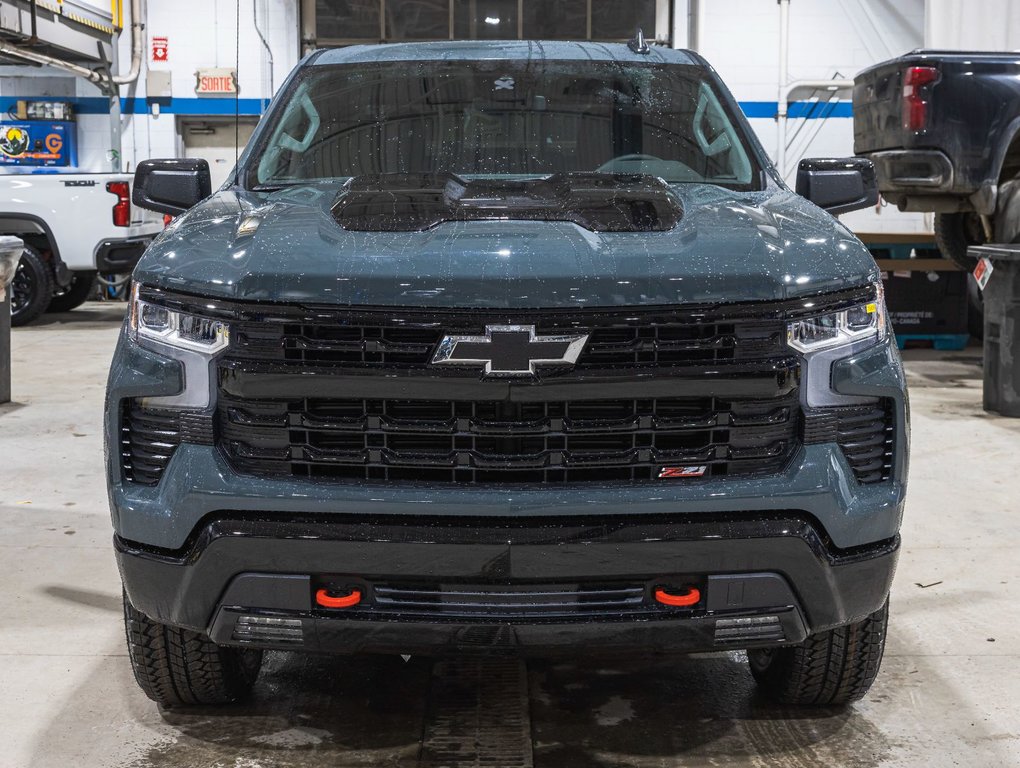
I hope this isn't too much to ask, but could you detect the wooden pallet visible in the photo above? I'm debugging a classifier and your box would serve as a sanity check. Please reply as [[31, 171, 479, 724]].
[[895, 334, 970, 351]]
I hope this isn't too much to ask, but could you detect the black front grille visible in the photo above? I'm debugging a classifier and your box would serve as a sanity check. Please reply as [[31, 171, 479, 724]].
[[803, 401, 895, 484], [218, 392, 800, 483], [134, 293, 892, 487], [227, 311, 787, 370], [120, 401, 213, 486]]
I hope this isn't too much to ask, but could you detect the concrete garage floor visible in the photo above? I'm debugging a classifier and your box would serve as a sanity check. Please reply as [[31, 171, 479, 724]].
[[2, 303, 1019, 768]]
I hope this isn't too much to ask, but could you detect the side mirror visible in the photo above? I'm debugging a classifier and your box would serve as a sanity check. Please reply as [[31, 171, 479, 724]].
[[796, 157, 879, 216], [133, 159, 212, 215]]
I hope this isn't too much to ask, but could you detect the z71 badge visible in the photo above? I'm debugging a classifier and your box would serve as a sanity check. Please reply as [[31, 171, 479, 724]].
[[658, 466, 708, 478]]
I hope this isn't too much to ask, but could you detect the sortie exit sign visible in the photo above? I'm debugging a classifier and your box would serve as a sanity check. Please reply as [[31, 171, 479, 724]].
[[195, 68, 237, 95]]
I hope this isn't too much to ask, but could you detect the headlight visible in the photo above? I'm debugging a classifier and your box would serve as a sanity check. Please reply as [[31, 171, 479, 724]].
[[129, 283, 229, 353], [787, 282, 886, 353], [128, 284, 228, 410]]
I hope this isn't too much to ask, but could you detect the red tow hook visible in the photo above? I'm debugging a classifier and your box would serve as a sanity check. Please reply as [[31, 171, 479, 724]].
[[653, 586, 701, 607], [315, 588, 363, 609]]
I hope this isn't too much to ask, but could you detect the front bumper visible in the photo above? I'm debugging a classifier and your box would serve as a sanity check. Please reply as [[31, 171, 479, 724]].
[[116, 514, 899, 656], [105, 334, 909, 553]]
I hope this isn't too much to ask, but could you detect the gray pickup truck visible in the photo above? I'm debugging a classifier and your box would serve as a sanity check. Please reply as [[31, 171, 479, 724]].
[[107, 40, 908, 709]]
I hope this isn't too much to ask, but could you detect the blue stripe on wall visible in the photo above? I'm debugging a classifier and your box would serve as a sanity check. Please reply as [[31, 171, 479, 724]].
[[740, 101, 853, 119], [1, 96, 852, 119], [0, 96, 267, 116]]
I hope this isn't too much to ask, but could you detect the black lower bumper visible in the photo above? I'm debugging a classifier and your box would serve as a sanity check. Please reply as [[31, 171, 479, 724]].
[[115, 513, 899, 656], [94, 235, 153, 273], [870, 149, 955, 192]]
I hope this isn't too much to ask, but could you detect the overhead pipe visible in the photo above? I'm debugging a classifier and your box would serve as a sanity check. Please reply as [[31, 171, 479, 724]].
[[776, 0, 791, 177], [687, 0, 701, 51], [253, 0, 274, 101], [111, 0, 143, 86], [0, 0, 142, 89], [775, 0, 852, 180], [777, 78, 853, 179], [0, 41, 106, 84]]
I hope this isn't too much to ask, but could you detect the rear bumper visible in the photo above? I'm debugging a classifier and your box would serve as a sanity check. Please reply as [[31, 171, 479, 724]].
[[94, 235, 154, 273], [869, 149, 955, 192], [116, 514, 899, 656]]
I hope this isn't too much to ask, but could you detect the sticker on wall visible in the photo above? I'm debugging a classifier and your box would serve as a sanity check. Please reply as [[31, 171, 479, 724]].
[[0, 127, 29, 157], [494, 76, 515, 91], [152, 36, 168, 63]]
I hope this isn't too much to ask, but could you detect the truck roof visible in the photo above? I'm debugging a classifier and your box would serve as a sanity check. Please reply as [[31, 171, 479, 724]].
[[311, 40, 700, 68]]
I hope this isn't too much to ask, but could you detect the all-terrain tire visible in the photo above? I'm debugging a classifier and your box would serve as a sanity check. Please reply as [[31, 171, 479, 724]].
[[46, 270, 96, 313], [123, 595, 263, 707], [9, 245, 53, 327], [748, 600, 889, 706], [934, 212, 984, 273]]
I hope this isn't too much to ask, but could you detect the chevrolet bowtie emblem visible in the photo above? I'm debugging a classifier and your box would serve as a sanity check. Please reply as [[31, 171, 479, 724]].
[[431, 325, 589, 377]]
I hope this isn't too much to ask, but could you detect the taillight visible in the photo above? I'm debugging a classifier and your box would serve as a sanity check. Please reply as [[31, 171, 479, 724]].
[[106, 181, 130, 227], [902, 65, 939, 132]]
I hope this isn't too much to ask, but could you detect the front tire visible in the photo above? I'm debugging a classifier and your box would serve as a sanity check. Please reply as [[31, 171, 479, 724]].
[[123, 595, 263, 707], [748, 600, 889, 706], [9, 245, 53, 327]]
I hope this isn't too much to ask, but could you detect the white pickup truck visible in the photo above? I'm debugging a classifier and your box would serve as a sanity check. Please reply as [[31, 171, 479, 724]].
[[0, 172, 164, 325]]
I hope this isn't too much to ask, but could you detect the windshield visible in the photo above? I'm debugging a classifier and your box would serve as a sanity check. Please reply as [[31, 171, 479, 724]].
[[248, 60, 761, 190]]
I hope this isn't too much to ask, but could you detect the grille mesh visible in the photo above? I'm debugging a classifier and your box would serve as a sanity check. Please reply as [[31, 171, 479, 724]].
[[122, 296, 903, 487], [218, 393, 800, 483], [227, 313, 786, 370], [363, 582, 654, 619]]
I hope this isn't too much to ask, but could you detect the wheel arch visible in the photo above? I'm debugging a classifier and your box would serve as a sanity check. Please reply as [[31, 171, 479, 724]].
[[993, 117, 1020, 186], [0, 212, 62, 264]]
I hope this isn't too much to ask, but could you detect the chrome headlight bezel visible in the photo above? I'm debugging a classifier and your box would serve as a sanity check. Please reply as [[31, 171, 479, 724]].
[[787, 281, 887, 354], [128, 284, 230, 410], [129, 283, 229, 354]]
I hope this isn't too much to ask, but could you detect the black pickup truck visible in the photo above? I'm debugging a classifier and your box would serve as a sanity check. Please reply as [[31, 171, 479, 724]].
[[854, 50, 1020, 270]]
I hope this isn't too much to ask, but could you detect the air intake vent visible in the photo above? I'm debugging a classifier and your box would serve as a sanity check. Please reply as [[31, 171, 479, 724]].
[[714, 615, 785, 645], [232, 615, 304, 645], [120, 401, 214, 485], [366, 582, 651, 619], [803, 401, 894, 484]]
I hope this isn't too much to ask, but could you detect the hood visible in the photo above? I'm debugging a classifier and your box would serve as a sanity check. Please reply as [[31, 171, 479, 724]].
[[135, 181, 879, 309]]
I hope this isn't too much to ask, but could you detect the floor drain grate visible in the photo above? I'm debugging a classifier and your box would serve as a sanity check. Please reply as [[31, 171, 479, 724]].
[[418, 658, 533, 768]]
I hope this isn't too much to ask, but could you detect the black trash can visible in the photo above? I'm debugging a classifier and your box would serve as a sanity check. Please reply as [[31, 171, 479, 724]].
[[970, 244, 1020, 417], [0, 236, 24, 405]]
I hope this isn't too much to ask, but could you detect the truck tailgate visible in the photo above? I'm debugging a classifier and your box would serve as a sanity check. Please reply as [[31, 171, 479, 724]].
[[853, 60, 905, 154]]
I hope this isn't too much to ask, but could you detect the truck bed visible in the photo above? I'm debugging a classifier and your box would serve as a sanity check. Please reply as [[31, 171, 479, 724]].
[[853, 50, 1020, 213]]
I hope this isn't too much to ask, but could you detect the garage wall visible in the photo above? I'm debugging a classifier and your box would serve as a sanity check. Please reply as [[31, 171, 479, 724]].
[[0, 0, 951, 237], [687, 0, 930, 236], [113, 0, 300, 174], [0, 1, 299, 175], [925, 0, 1020, 49]]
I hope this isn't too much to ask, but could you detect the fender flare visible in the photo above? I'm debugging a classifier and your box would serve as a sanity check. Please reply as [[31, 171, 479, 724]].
[[0, 211, 63, 263]]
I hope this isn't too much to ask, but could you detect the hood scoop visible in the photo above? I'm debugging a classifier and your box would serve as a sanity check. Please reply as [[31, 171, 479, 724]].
[[332, 172, 682, 233]]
